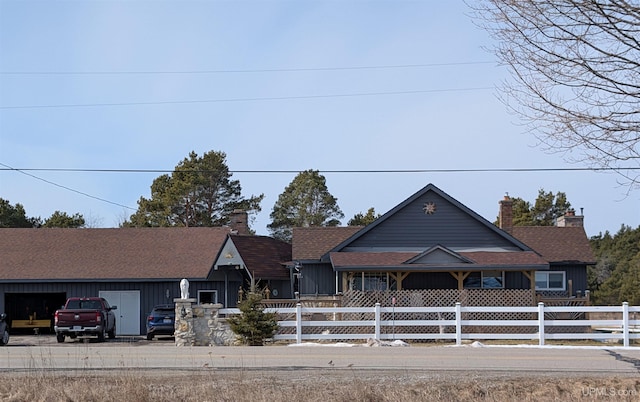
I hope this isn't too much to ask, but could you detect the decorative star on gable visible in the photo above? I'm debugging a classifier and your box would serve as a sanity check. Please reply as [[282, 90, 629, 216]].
[[423, 202, 437, 215]]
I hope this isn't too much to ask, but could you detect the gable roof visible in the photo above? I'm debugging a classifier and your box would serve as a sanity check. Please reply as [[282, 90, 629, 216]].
[[324, 183, 533, 258], [510, 226, 596, 264], [0, 227, 231, 281], [224, 235, 291, 280], [292, 226, 362, 260]]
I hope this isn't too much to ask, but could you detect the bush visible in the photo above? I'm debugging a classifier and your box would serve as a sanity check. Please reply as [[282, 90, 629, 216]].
[[227, 292, 278, 346]]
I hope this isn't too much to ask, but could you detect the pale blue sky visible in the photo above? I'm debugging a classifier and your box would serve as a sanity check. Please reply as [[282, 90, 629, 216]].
[[1, 0, 638, 237]]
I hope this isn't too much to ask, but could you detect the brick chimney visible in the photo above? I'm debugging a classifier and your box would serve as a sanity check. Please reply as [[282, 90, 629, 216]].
[[499, 195, 513, 232], [229, 209, 250, 235], [556, 208, 584, 227]]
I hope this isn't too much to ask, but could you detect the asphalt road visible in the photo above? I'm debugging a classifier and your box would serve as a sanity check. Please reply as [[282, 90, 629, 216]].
[[1, 335, 639, 378]]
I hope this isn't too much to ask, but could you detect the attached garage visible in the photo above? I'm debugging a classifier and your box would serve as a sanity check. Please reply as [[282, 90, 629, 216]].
[[0, 227, 235, 336]]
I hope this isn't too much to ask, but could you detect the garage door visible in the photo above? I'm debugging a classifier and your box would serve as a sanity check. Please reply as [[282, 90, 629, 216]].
[[99, 290, 140, 336]]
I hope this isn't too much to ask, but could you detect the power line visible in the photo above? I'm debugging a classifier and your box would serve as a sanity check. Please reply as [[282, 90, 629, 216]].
[[3, 163, 636, 213], [0, 87, 494, 110], [0, 61, 496, 75], [0, 163, 136, 210], [2, 167, 636, 174]]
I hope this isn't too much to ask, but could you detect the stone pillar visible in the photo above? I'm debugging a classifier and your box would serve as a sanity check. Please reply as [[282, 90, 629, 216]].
[[174, 298, 196, 346], [174, 299, 238, 346]]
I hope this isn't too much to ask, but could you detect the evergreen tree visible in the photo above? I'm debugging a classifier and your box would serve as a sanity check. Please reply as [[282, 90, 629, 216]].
[[348, 207, 381, 226], [496, 189, 571, 227], [124, 150, 263, 229], [268, 169, 343, 242], [227, 292, 278, 346], [590, 225, 640, 305], [0, 198, 40, 227], [44, 211, 85, 228]]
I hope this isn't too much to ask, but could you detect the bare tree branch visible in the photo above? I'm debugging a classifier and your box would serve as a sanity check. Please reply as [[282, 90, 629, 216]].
[[470, 0, 640, 189]]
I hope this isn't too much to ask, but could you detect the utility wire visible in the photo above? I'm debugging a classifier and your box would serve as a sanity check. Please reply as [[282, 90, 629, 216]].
[[0, 163, 136, 210], [5, 164, 634, 213], [0, 61, 496, 75], [2, 166, 636, 174], [0, 87, 494, 110]]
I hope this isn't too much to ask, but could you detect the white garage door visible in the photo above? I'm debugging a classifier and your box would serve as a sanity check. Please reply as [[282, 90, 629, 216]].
[[99, 290, 140, 336]]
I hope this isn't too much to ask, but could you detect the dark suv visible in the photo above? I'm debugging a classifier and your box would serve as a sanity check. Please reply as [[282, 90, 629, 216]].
[[146, 304, 175, 340]]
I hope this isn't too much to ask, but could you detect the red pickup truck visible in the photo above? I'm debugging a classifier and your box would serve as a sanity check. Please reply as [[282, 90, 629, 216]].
[[54, 297, 117, 343]]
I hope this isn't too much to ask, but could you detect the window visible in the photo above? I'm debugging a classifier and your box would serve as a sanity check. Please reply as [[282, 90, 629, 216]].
[[350, 273, 395, 291], [197, 290, 218, 304], [535, 271, 566, 291], [463, 271, 504, 289]]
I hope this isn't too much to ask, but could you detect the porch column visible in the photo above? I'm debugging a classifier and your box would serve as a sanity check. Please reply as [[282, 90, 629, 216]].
[[449, 272, 471, 290], [389, 272, 409, 290]]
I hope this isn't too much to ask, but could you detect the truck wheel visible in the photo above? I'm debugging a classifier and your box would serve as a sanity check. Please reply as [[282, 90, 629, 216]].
[[146, 333, 153, 341], [108, 326, 116, 339], [0, 330, 9, 346], [97, 329, 105, 342], [56, 334, 65, 343]]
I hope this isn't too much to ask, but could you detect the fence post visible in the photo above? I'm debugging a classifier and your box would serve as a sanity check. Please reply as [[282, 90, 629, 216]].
[[374, 303, 381, 340], [538, 302, 545, 346], [455, 302, 462, 346], [623, 302, 629, 347], [296, 303, 302, 344]]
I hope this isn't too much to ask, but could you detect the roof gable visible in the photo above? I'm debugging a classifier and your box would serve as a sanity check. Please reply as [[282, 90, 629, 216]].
[[219, 235, 291, 280], [405, 245, 473, 264], [326, 183, 532, 257]]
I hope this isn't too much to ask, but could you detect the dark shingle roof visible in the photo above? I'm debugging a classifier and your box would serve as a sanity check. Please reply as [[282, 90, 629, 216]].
[[292, 226, 362, 260], [329, 250, 547, 270], [0, 227, 231, 280], [510, 226, 596, 264], [229, 235, 291, 280]]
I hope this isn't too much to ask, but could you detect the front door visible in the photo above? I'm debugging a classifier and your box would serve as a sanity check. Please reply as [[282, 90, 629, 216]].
[[99, 290, 140, 335]]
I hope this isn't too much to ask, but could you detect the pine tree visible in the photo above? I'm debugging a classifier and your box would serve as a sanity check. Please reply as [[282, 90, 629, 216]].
[[227, 292, 278, 346]]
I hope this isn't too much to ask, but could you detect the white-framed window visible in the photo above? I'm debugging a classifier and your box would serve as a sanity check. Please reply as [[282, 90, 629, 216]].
[[197, 290, 218, 304], [463, 271, 505, 289], [535, 271, 566, 291]]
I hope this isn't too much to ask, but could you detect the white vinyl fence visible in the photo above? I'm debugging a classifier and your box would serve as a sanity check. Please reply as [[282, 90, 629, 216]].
[[220, 302, 640, 347]]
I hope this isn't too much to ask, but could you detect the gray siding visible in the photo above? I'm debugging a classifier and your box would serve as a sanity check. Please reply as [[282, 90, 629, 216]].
[[505, 271, 531, 289], [553, 264, 588, 296], [298, 263, 335, 295], [346, 192, 517, 250]]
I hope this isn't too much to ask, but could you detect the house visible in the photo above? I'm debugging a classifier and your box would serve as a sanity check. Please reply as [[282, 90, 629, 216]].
[[0, 184, 595, 335], [291, 184, 594, 306], [0, 211, 291, 336]]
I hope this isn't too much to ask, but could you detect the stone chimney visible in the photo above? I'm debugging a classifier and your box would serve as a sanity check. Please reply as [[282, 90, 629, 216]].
[[556, 208, 584, 227], [229, 209, 250, 235], [499, 195, 513, 232]]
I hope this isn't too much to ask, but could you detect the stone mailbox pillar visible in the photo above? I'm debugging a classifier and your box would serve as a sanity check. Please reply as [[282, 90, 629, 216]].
[[174, 299, 237, 346], [174, 298, 196, 346]]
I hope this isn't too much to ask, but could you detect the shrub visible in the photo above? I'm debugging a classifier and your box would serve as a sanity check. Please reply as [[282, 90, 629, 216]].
[[227, 292, 278, 346]]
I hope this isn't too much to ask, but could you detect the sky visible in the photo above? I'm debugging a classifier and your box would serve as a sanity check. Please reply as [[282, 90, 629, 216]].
[[0, 0, 638, 238]]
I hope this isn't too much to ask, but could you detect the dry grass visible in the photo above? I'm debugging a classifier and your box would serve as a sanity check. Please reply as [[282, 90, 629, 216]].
[[0, 370, 638, 401]]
